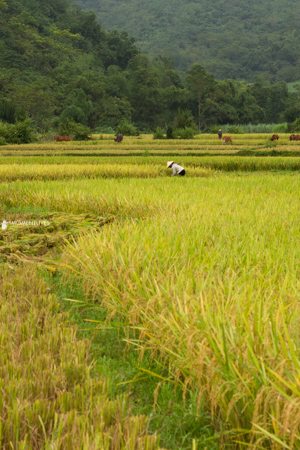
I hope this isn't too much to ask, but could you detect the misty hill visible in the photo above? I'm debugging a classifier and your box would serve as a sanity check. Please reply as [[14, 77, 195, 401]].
[[73, 0, 300, 82]]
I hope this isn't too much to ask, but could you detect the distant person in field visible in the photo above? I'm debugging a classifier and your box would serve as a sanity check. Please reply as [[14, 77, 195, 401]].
[[167, 161, 185, 176], [218, 129, 222, 139]]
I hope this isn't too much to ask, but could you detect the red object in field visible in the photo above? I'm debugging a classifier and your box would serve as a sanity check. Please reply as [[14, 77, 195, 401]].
[[222, 136, 232, 144], [270, 134, 279, 141], [55, 136, 71, 141]]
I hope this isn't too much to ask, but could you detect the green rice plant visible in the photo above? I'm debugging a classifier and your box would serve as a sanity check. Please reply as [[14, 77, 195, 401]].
[[59, 174, 300, 448], [1, 172, 300, 222], [0, 178, 174, 220], [0, 162, 215, 182], [1, 155, 300, 185]]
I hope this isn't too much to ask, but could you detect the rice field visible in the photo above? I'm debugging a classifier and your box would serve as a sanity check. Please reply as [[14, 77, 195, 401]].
[[1, 157, 300, 183], [1, 133, 300, 157], [1, 134, 300, 449], [0, 265, 161, 449]]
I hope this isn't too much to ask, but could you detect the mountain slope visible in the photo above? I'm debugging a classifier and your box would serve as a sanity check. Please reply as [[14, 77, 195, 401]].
[[73, 0, 300, 82]]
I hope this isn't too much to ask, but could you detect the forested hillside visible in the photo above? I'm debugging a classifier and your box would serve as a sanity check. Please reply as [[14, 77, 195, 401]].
[[0, 0, 195, 132], [74, 0, 300, 82], [0, 0, 300, 134]]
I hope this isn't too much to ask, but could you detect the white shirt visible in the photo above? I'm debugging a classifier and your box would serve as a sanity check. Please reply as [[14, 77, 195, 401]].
[[172, 164, 184, 176]]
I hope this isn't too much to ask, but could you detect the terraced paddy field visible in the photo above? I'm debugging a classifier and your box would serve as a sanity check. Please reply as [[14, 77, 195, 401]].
[[1, 133, 300, 157], [1, 134, 300, 449]]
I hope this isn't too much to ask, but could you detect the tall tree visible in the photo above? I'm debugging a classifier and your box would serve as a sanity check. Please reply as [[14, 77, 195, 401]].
[[185, 64, 216, 130]]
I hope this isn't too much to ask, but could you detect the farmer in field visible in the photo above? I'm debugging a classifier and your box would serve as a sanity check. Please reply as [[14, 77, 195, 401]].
[[167, 161, 185, 176], [218, 129, 222, 139]]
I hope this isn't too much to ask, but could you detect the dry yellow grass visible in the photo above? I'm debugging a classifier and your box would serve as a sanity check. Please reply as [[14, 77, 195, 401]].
[[0, 265, 162, 449], [0, 212, 112, 263]]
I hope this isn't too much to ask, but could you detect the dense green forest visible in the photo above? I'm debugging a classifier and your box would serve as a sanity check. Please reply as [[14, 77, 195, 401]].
[[0, 0, 300, 136], [74, 0, 300, 82]]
